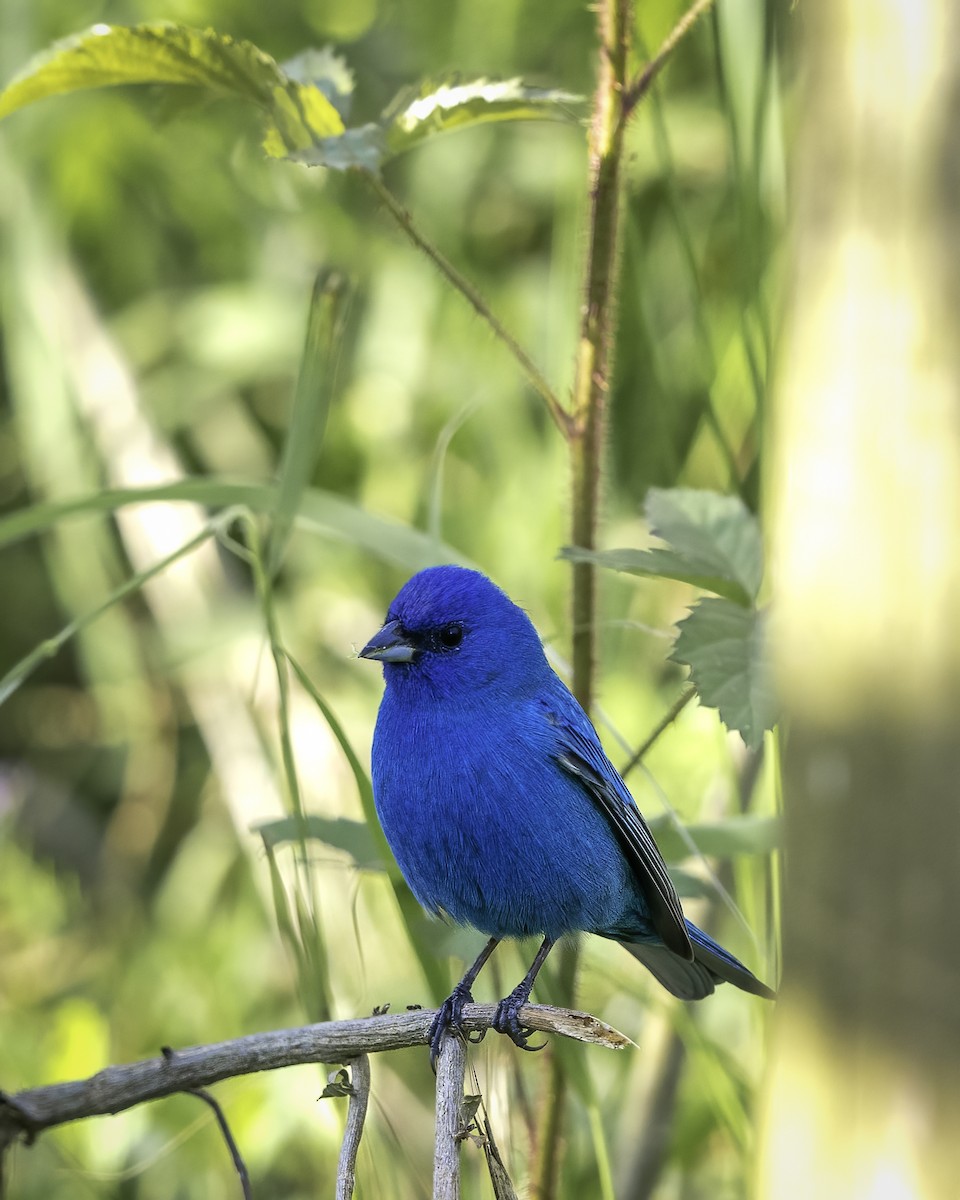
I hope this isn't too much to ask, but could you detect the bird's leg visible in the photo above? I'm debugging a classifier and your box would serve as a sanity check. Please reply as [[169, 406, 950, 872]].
[[429, 936, 500, 1067], [492, 936, 555, 1051]]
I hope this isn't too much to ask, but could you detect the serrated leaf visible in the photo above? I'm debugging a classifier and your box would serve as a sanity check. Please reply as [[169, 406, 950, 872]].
[[0, 22, 344, 156], [646, 487, 763, 603], [564, 488, 763, 606], [381, 76, 582, 159], [562, 545, 753, 605], [255, 815, 384, 870], [669, 598, 778, 748]]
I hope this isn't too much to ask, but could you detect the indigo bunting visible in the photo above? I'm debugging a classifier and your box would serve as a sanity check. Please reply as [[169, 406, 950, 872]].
[[361, 566, 774, 1059]]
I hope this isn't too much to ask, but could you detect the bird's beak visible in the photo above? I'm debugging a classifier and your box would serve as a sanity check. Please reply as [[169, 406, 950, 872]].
[[359, 619, 418, 664]]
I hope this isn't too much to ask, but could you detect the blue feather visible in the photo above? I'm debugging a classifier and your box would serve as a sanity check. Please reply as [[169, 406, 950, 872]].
[[360, 565, 775, 1056]]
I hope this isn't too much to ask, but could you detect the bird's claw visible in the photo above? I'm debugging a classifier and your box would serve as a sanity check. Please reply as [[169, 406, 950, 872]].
[[428, 983, 476, 1069], [492, 995, 547, 1053]]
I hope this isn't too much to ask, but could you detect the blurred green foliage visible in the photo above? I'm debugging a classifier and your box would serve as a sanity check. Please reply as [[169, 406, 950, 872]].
[[0, 0, 787, 1196]]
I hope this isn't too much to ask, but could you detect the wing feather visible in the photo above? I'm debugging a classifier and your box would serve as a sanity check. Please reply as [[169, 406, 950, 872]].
[[541, 690, 694, 961]]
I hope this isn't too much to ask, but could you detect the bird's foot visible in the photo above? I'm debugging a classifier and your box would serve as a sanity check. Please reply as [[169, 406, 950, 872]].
[[492, 988, 547, 1053], [428, 983, 484, 1068]]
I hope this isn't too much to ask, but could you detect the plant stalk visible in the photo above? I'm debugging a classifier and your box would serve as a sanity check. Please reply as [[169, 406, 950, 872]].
[[569, 0, 631, 717], [536, 2, 632, 1197]]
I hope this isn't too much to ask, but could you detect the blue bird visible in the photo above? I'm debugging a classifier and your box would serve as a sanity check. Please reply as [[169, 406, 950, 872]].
[[360, 565, 774, 1060]]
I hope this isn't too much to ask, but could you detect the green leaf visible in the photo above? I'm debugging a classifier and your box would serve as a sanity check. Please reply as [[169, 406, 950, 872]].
[[267, 271, 350, 577], [669, 598, 778, 748], [319, 1068, 354, 1099], [381, 76, 583, 159], [263, 842, 307, 973], [563, 488, 763, 606], [291, 76, 581, 174], [255, 814, 384, 870], [667, 866, 715, 899], [648, 814, 782, 863], [0, 23, 344, 155]]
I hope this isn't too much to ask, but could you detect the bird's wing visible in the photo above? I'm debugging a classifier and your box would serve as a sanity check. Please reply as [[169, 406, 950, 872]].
[[540, 688, 694, 961]]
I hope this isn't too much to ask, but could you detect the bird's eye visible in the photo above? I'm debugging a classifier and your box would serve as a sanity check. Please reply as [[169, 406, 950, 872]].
[[436, 623, 464, 650]]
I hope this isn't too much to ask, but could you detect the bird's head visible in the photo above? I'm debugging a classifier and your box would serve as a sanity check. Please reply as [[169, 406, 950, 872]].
[[359, 565, 550, 701]]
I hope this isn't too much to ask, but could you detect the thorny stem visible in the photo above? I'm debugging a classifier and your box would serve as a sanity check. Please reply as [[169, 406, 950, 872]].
[[537, 3, 632, 1196], [569, 0, 632, 718], [335, 1056, 371, 1200], [366, 173, 571, 437]]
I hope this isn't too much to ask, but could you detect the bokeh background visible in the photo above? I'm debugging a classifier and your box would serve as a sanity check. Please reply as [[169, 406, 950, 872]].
[[0, 0, 786, 1196]]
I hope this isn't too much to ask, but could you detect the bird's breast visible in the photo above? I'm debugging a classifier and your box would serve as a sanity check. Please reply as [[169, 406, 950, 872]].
[[370, 693, 635, 940]]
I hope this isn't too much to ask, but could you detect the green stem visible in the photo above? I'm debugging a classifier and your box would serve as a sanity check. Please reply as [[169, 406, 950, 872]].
[[622, 0, 718, 118], [620, 685, 697, 782], [366, 173, 571, 437]]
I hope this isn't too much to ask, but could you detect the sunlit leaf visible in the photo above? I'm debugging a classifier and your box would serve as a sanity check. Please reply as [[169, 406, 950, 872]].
[[281, 46, 354, 120], [0, 23, 344, 155], [381, 76, 583, 159], [669, 598, 778, 747]]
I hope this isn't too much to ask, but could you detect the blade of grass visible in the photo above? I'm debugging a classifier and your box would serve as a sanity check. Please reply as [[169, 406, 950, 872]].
[[0, 521, 218, 706], [246, 513, 332, 1022], [267, 271, 350, 577], [286, 651, 449, 999]]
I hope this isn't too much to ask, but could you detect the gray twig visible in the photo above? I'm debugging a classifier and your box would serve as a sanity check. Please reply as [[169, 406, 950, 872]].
[[0, 1005, 627, 1152], [185, 1088, 253, 1200], [335, 1056, 371, 1200], [433, 1032, 468, 1200]]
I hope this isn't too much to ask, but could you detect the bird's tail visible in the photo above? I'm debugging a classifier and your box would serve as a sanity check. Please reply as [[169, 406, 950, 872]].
[[620, 920, 776, 1001]]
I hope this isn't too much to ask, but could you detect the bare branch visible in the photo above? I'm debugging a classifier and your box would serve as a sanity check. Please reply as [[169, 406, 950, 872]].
[[335, 1056, 370, 1200], [0, 1004, 628, 1152], [433, 1032, 468, 1200]]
